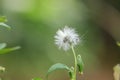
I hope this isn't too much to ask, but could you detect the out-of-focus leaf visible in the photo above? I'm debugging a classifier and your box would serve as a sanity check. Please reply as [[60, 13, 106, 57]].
[[0, 46, 21, 54], [0, 43, 7, 50], [113, 64, 120, 80], [0, 66, 5, 73], [0, 23, 11, 29], [47, 63, 70, 77], [0, 16, 7, 22], [77, 55, 84, 75], [116, 42, 120, 47], [32, 78, 42, 80]]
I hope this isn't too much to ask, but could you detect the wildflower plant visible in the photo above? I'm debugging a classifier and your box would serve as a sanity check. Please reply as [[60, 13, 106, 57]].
[[0, 16, 20, 80], [0, 16, 20, 54], [47, 26, 84, 80]]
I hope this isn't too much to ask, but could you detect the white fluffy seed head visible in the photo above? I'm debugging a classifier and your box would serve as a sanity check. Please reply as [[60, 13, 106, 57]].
[[54, 26, 80, 51]]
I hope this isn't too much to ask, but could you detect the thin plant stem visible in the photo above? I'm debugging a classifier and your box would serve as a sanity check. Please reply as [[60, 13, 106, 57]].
[[71, 45, 77, 80]]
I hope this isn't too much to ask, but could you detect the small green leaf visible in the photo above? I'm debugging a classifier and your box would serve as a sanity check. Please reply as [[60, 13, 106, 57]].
[[0, 23, 11, 29], [0, 16, 7, 22], [47, 63, 70, 77], [116, 42, 120, 47], [0, 46, 21, 54], [0, 43, 7, 50], [77, 55, 84, 75], [32, 78, 42, 80]]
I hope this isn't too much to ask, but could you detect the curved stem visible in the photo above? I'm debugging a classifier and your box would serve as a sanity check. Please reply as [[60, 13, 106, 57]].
[[71, 45, 77, 80]]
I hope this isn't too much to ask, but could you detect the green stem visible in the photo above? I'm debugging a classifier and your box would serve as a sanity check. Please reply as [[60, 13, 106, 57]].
[[71, 45, 77, 80]]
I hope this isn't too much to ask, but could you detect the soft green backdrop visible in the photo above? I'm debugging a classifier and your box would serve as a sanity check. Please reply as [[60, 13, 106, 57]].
[[0, 0, 120, 80]]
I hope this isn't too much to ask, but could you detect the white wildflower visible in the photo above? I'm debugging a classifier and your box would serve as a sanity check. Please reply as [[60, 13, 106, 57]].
[[54, 26, 80, 51]]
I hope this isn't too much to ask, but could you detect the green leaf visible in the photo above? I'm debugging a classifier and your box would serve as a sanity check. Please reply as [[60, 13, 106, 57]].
[[47, 63, 70, 77], [0, 23, 11, 29], [0, 43, 7, 50], [77, 55, 84, 74], [32, 78, 42, 80], [0, 46, 21, 54], [0, 16, 7, 22], [0, 16, 11, 29]]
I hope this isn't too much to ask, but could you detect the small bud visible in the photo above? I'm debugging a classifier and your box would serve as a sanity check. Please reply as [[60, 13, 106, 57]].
[[77, 55, 84, 75]]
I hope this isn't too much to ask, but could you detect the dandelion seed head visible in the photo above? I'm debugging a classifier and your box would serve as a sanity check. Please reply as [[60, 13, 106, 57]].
[[54, 26, 80, 51]]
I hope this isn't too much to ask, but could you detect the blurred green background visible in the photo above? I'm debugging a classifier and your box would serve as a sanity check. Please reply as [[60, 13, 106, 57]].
[[0, 0, 120, 80]]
